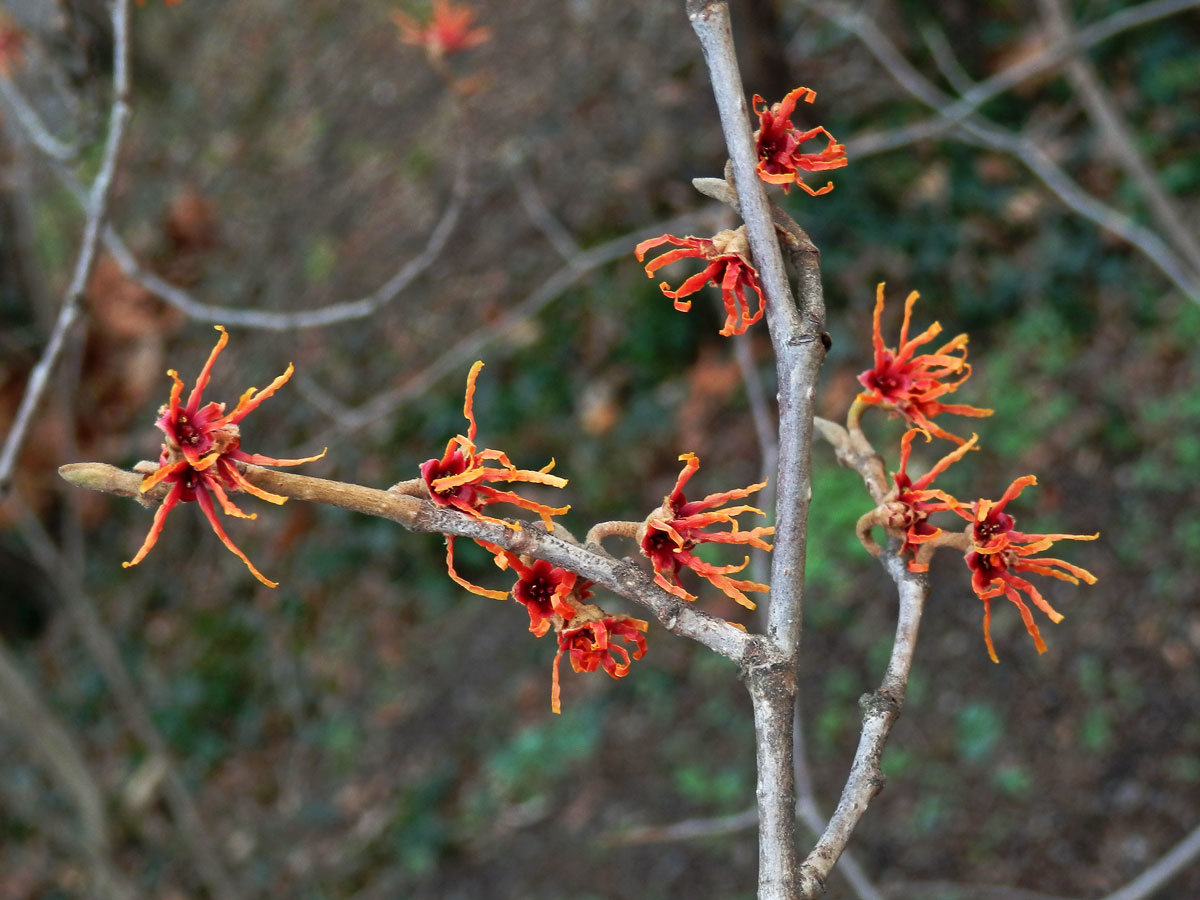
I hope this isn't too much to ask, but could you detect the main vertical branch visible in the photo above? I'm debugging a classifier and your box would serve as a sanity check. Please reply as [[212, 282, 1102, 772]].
[[686, 0, 825, 658], [687, 2, 828, 897]]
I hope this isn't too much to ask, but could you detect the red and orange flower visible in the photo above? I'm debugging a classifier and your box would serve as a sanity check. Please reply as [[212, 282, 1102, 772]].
[[856, 283, 992, 444], [634, 229, 766, 337], [752, 86, 847, 196], [551, 611, 648, 714], [639, 453, 774, 609], [392, 0, 490, 60], [124, 326, 325, 587], [508, 554, 589, 637], [420, 360, 569, 598], [860, 428, 976, 565], [952, 476, 1098, 662]]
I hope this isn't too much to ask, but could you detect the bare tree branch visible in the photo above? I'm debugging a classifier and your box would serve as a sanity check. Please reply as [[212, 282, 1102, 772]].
[[1103, 822, 1200, 900], [98, 159, 465, 330], [1037, 0, 1200, 273], [809, 0, 1200, 303], [0, 75, 77, 161], [0, 636, 109, 855], [60, 461, 758, 663], [1, 67, 468, 333], [685, 1, 833, 895], [797, 548, 927, 895], [310, 212, 703, 439], [14, 503, 243, 900], [832, 0, 1200, 152], [0, 0, 133, 493]]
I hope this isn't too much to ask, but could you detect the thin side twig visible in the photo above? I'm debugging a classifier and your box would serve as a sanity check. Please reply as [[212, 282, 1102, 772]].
[[0, 69, 469, 332], [0, 0, 133, 493], [311, 212, 703, 438], [810, 0, 1200, 303], [15, 503, 243, 900], [1037, 0, 1200, 274], [797, 548, 928, 896]]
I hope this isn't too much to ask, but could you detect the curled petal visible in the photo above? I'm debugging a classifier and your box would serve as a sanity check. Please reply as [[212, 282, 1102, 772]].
[[195, 487, 278, 588], [123, 482, 185, 570], [185, 326, 229, 413], [444, 536, 508, 601]]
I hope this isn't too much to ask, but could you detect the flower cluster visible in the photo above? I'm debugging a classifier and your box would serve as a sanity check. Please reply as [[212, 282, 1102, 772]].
[[856, 283, 992, 444], [493, 550, 647, 714], [124, 326, 325, 587], [852, 285, 1096, 660], [410, 364, 647, 713], [393, 0, 490, 61], [631, 85, 846, 335], [639, 453, 774, 609], [420, 360, 569, 597], [634, 229, 766, 336], [752, 86, 847, 196]]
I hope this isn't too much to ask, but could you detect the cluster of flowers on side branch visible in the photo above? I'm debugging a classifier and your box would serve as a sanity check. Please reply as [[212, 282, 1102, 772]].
[[853, 284, 1097, 660]]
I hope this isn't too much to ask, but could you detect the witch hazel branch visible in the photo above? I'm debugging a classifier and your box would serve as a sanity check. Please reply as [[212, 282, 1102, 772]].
[[53, 1, 1098, 898]]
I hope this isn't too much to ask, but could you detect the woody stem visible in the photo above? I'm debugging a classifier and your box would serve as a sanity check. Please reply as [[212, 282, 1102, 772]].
[[60, 462, 759, 664], [584, 520, 642, 546]]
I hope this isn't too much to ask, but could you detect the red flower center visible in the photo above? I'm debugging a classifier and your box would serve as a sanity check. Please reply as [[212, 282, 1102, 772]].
[[173, 413, 204, 447], [863, 354, 913, 398], [974, 512, 1014, 542], [515, 566, 558, 615], [421, 450, 478, 506]]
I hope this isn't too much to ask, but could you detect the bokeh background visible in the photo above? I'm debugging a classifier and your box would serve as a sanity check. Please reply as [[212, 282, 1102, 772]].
[[1, 0, 1198, 898]]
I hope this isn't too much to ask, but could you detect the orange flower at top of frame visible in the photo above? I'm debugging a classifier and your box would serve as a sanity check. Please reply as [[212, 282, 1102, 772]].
[[0, 13, 26, 75], [952, 476, 1098, 663], [124, 326, 326, 587], [753, 86, 848, 196], [420, 361, 569, 598], [856, 283, 992, 444], [638, 453, 774, 609], [634, 229, 766, 337], [392, 0, 491, 59]]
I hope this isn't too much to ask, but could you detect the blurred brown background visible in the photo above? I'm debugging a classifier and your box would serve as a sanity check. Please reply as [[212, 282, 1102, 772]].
[[1, 0, 1198, 898]]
